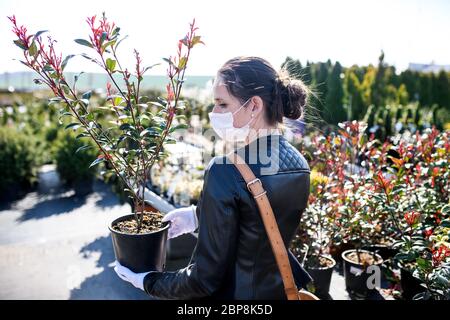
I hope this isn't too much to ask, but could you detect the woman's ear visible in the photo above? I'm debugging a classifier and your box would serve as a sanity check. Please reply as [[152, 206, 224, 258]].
[[251, 96, 264, 115]]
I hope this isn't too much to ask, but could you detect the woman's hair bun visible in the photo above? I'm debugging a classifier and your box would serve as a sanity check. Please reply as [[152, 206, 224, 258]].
[[275, 72, 308, 120]]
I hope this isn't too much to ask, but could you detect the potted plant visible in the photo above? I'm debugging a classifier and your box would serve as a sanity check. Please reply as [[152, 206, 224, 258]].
[[9, 13, 204, 272], [291, 169, 336, 299], [370, 127, 450, 299], [329, 121, 385, 299], [338, 177, 384, 299], [393, 204, 450, 300], [303, 127, 356, 266], [387, 128, 448, 299]]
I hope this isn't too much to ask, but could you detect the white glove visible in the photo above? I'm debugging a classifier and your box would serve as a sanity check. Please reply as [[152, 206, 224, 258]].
[[162, 204, 198, 239], [113, 260, 151, 291]]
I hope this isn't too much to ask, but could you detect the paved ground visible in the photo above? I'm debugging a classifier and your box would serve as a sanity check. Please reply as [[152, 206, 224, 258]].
[[0, 165, 390, 300], [0, 165, 153, 299]]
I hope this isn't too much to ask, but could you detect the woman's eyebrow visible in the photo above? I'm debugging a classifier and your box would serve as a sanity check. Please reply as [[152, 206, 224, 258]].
[[214, 98, 225, 102]]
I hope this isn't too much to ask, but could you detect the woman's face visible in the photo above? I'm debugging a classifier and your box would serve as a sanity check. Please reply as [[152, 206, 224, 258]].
[[211, 75, 254, 128]]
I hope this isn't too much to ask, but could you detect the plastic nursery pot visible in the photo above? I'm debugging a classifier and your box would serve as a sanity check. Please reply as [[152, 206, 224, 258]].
[[400, 267, 427, 300], [362, 244, 398, 261], [305, 255, 336, 299], [412, 290, 445, 300], [109, 213, 170, 273], [342, 249, 384, 299], [329, 241, 355, 266]]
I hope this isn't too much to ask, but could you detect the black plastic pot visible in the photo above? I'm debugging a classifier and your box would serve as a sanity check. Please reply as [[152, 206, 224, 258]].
[[400, 267, 426, 300], [109, 213, 170, 273], [362, 244, 397, 261], [305, 255, 336, 299], [412, 291, 445, 300], [330, 241, 355, 267], [342, 249, 383, 299]]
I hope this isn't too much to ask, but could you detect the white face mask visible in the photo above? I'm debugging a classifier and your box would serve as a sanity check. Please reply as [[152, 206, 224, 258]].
[[208, 98, 254, 142]]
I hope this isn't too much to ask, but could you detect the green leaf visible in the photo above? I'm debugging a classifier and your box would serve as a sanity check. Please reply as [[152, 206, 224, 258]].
[[13, 39, 27, 50], [74, 39, 93, 48], [113, 96, 123, 106], [178, 56, 187, 70], [435, 274, 450, 286], [191, 35, 204, 47], [169, 123, 188, 133], [49, 101, 61, 108], [75, 145, 92, 154], [440, 219, 450, 228], [114, 35, 128, 50], [33, 30, 48, 42], [149, 101, 165, 108], [175, 123, 188, 130], [61, 84, 70, 95], [411, 245, 426, 251], [394, 252, 416, 261], [139, 114, 150, 122], [82, 91, 92, 100], [50, 97, 62, 102], [61, 54, 75, 71], [43, 64, 54, 72], [164, 139, 177, 144], [119, 123, 133, 131], [106, 58, 116, 73], [102, 40, 116, 49], [162, 57, 175, 68], [75, 132, 89, 139], [57, 112, 74, 123], [153, 127, 163, 134], [89, 157, 105, 168], [80, 53, 96, 62], [416, 257, 432, 270], [100, 32, 108, 45], [29, 41, 38, 57], [143, 63, 161, 73], [111, 27, 121, 37], [48, 72, 60, 80], [140, 128, 157, 137], [65, 123, 80, 130]]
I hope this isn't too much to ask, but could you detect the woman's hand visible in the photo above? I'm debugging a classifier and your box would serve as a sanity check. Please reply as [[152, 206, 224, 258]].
[[162, 204, 198, 239], [114, 260, 153, 291]]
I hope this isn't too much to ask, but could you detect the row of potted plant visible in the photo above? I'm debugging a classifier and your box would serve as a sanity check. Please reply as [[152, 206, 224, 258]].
[[291, 121, 449, 300], [149, 160, 204, 206]]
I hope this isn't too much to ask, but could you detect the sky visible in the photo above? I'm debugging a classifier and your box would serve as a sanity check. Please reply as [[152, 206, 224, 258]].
[[1, 0, 449, 76]]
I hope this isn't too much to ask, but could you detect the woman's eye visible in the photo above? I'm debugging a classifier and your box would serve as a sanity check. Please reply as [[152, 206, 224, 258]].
[[219, 104, 227, 108]]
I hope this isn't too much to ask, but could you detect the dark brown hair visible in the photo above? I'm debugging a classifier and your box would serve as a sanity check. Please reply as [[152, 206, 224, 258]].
[[216, 56, 309, 125]]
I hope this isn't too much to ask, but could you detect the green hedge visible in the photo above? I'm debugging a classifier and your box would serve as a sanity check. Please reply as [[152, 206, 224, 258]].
[[53, 130, 99, 186], [0, 126, 38, 198]]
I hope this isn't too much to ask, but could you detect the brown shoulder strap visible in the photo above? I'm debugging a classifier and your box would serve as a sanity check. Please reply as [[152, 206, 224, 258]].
[[227, 152, 300, 300]]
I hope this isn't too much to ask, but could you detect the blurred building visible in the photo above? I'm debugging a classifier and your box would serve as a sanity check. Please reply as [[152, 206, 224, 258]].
[[408, 62, 450, 73]]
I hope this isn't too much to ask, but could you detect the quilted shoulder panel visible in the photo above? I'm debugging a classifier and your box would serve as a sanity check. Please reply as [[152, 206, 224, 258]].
[[277, 138, 310, 172]]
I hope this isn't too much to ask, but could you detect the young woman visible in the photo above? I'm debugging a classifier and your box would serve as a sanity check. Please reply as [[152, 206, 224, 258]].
[[114, 56, 312, 299]]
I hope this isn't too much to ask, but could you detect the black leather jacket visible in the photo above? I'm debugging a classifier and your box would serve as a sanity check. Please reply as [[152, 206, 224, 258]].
[[143, 133, 311, 299]]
